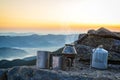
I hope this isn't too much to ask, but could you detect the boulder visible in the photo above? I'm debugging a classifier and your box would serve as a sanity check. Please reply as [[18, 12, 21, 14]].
[[109, 51, 120, 61], [79, 35, 114, 50], [87, 29, 96, 34], [110, 39, 120, 53], [0, 69, 7, 80], [75, 44, 93, 60], [7, 66, 34, 80], [6, 65, 120, 80], [77, 27, 120, 62], [7, 66, 92, 80], [88, 27, 120, 40], [75, 44, 120, 63], [0, 64, 119, 80]]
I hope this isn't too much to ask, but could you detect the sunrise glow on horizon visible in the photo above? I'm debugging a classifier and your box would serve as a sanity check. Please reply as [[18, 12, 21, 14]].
[[0, 0, 120, 34]]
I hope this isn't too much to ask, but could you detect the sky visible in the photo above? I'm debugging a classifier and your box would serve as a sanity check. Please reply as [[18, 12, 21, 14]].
[[0, 0, 120, 34]]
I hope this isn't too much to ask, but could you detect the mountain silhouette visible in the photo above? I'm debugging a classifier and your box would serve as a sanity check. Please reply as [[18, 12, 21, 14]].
[[0, 34, 78, 48]]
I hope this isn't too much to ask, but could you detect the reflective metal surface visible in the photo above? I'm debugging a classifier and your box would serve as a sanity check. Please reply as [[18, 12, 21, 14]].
[[36, 51, 50, 69], [52, 56, 64, 70], [62, 44, 77, 54]]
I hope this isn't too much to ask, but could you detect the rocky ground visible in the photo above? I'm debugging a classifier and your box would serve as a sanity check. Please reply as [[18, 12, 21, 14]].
[[0, 62, 120, 80], [69, 62, 120, 80]]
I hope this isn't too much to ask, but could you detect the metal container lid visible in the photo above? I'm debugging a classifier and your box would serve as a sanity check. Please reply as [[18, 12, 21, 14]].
[[62, 44, 77, 54]]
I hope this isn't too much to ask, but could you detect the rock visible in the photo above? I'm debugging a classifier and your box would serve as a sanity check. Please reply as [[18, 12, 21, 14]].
[[0, 69, 7, 80], [108, 64, 120, 70], [7, 66, 93, 80], [115, 73, 120, 80], [7, 66, 21, 80], [109, 51, 120, 61], [75, 44, 93, 60], [110, 39, 120, 53], [0, 64, 118, 80], [88, 27, 120, 40], [79, 35, 114, 50], [77, 34, 88, 44], [115, 32, 120, 37], [77, 27, 120, 63], [78, 34, 87, 40], [7, 66, 34, 80], [88, 29, 96, 34], [94, 77, 112, 80]]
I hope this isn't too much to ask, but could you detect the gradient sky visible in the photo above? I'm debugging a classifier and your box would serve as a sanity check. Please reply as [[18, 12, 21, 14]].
[[0, 0, 120, 34]]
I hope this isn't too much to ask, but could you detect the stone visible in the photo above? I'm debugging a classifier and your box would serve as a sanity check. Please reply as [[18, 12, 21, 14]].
[[88, 27, 120, 40], [7, 66, 93, 80], [7, 66, 34, 80], [7, 66, 22, 80], [0, 64, 119, 80], [75, 44, 93, 60], [0, 69, 7, 80], [77, 28, 120, 63]]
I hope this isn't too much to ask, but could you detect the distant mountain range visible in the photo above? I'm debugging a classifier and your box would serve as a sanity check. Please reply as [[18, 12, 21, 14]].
[[0, 47, 28, 60], [0, 34, 78, 48], [0, 59, 36, 68], [23, 56, 36, 61]]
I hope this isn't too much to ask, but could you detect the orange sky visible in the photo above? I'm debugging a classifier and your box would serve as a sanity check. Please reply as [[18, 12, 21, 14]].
[[0, 0, 120, 34]]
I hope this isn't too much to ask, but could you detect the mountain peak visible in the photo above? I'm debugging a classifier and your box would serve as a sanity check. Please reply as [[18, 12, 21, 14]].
[[87, 27, 120, 40], [97, 27, 111, 33]]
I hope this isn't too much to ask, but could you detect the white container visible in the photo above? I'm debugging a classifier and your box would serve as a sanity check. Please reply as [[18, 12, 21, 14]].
[[36, 51, 50, 69], [92, 48, 109, 69]]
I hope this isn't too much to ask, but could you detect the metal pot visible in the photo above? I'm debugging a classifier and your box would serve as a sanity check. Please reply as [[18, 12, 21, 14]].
[[52, 56, 65, 70], [36, 51, 50, 69]]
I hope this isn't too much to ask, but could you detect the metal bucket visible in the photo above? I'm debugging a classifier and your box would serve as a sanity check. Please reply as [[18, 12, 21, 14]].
[[52, 56, 65, 70], [36, 51, 50, 69]]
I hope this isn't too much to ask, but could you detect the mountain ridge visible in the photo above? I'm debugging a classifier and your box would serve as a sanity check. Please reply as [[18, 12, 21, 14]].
[[0, 34, 78, 48], [0, 47, 28, 60]]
